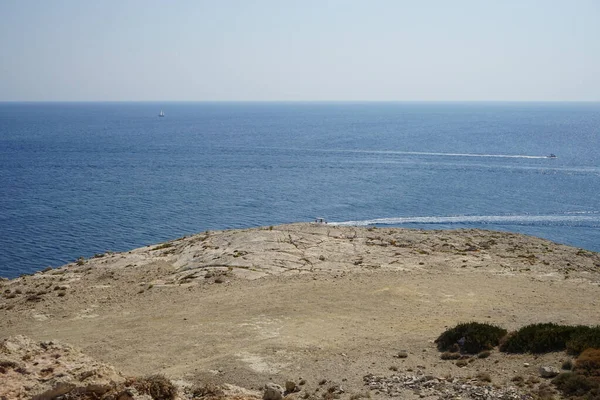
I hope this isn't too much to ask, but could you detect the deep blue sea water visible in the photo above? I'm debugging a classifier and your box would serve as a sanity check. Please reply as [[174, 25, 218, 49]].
[[1, 102, 599, 278]]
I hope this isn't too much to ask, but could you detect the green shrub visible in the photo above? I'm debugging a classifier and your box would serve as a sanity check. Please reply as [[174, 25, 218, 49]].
[[436, 322, 507, 354], [500, 323, 600, 354], [562, 359, 574, 370], [500, 323, 573, 353], [567, 326, 600, 354], [552, 373, 600, 398]]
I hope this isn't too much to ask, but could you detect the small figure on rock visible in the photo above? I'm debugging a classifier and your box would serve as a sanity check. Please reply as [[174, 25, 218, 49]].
[[457, 337, 466, 353]]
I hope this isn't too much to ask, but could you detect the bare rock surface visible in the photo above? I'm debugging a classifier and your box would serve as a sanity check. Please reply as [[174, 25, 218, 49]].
[[262, 383, 283, 400], [1, 223, 599, 399], [0, 335, 124, 399], [0, 335, 262, 399], [538, 366, 560, 378]]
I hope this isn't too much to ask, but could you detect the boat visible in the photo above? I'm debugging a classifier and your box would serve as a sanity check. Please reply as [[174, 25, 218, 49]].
[[158, 110, 165, 117], [547, 154, 557, 158]]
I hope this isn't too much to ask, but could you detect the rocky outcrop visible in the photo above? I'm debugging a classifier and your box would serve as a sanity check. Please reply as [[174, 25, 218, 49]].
[[363, 372, 531, 399], [0, 335, 125, 400], [538, 366, 560, 378], [0, 335, 265, 400], [262, 383, 284, 400]]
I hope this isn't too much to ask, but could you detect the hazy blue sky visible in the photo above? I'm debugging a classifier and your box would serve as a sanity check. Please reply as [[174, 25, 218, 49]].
[[1, 0, 598, 101]]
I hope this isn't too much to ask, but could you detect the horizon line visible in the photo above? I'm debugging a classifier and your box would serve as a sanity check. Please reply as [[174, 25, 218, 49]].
[[1, 100, 599, 104]]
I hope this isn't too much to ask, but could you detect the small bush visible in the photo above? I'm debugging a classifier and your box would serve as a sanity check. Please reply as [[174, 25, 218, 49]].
[[441, 352, 461, 360], [562, 359, 574, 370], [552, 373, 600, 398], [132, 375, 177, 400], [574, 348, 600, 377], [152, 243, 173, 251], [0, 360, 21, 372], [349, 392, 370, 400], [477, 350, 491, 359], [511, 375, 525, 387], [192, 383, 224, 399], [476, 372, 491, 382], [535, 383, 555, 400], [527, 376, 541, 385], [436, 322, 507, 354]]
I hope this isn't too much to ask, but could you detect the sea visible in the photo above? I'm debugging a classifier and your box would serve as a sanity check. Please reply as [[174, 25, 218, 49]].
[[1, 102, 599, 279]]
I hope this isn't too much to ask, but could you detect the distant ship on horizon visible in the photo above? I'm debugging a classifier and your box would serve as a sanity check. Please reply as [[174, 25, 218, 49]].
[[158, 110, 165, 117]]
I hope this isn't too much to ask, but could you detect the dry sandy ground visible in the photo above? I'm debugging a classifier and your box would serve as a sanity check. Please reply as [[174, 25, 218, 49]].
[[1, 224, 600, 398]]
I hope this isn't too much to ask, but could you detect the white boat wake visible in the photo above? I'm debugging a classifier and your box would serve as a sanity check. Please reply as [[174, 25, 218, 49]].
[[326, 149, 551, 159], [260, 147, 554, 160], [330, 213, 600, 227]]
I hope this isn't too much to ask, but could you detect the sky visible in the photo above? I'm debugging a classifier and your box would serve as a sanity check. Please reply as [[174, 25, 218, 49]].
[[0, 0, 599, 101]]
